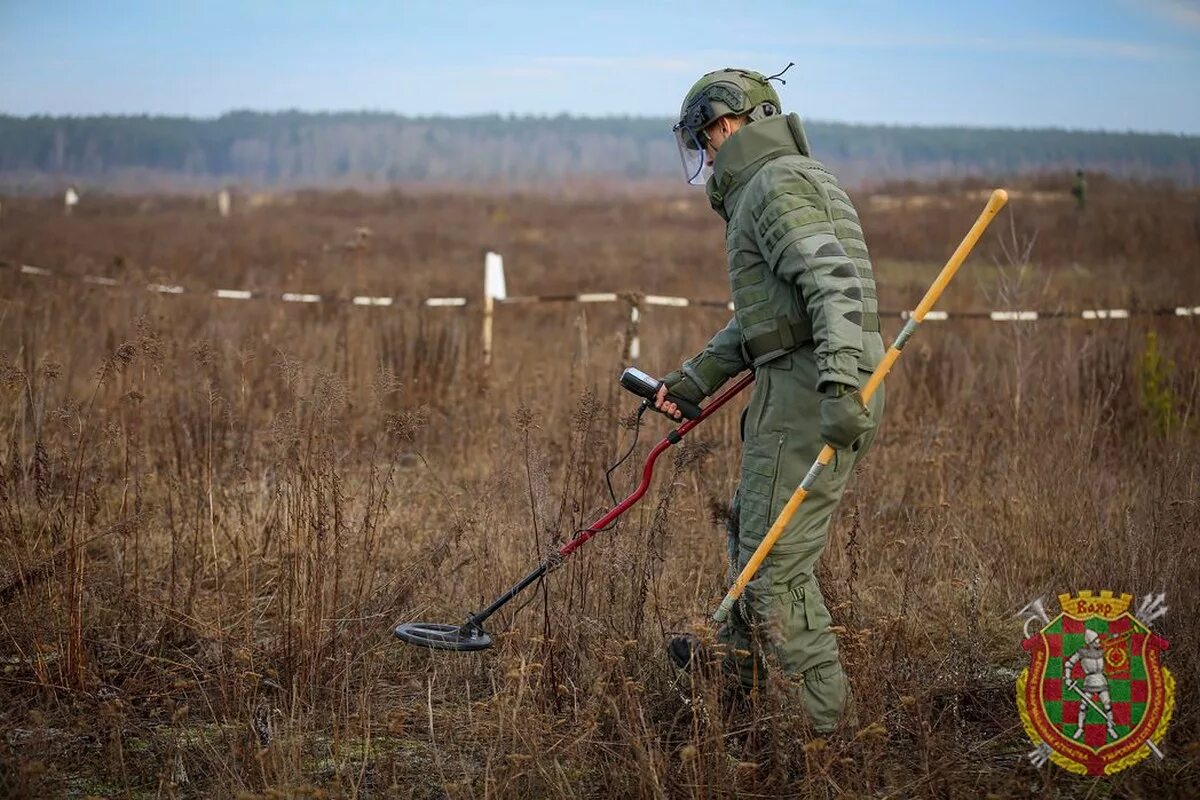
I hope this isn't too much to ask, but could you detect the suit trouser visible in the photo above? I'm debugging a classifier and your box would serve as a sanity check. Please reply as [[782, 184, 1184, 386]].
[[717, 349, 884, 732]]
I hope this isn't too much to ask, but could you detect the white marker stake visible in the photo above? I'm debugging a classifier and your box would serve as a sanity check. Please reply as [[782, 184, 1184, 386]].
[[483, 251, 506, 368], [627, 299, 641, 361], [484, 251, 507, 301]]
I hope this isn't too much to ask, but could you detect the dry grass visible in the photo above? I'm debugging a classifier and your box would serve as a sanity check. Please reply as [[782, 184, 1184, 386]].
[[0, 177, 1198, 798]]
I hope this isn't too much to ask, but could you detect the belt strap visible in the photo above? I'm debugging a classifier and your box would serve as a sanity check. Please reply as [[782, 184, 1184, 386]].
[[766, 585, 805, 601], [741, 312, 879, 363], [742, 318, 812, 363]]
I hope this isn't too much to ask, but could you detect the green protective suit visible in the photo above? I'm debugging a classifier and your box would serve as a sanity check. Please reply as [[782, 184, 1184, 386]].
[[672, 112, 886, 732]]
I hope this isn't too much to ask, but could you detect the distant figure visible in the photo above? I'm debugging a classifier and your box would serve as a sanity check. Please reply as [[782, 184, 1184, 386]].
[[1071, 169, 1087, 212], [64, 185, 80, 216], [217, 188, 232, 218]]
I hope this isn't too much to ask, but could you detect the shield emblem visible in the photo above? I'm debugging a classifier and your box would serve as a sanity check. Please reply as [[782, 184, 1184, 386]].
[[1017, 594, 1174, 776]]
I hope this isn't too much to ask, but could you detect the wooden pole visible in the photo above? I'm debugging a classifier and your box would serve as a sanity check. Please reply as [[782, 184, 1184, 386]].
[[623, 294, 642, 363]]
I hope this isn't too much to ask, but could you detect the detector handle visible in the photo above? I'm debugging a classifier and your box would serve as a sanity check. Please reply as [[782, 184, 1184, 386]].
[[619, 367, 702, 420]]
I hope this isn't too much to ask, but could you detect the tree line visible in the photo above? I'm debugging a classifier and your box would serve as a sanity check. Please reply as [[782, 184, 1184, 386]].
[[1, 111, 1197, 190]]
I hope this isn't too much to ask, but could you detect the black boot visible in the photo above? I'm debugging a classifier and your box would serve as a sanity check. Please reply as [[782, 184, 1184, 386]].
[[667, 633, 706, 672]]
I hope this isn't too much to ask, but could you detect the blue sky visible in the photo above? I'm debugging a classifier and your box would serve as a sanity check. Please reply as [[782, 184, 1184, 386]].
[[2, 1, 1199, 132]]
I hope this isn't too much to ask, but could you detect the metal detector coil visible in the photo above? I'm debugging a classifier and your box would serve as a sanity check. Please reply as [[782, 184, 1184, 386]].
[[393, 621, 493, 652]]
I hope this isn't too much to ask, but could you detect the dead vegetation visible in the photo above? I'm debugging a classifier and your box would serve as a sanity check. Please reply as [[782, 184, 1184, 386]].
[[0, 177, 1198, 798]]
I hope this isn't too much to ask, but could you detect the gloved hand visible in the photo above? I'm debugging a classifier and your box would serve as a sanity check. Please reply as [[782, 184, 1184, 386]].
[[660, 370, 705, 404], [819, 383, 874, 449]]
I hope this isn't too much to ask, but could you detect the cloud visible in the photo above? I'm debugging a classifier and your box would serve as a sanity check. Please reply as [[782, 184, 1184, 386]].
[[486, 66, 559, 79], [774, 31, 1184, 62], [481, 50, 785, 82], [1134, 0, 1200, 32], [530, 55, 699, 72]]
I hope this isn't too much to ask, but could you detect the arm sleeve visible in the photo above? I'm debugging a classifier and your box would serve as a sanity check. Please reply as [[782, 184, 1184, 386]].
[[1063, 651, 1080, 678], [754, 177, 865, 390], [679, 315, 748, 398]]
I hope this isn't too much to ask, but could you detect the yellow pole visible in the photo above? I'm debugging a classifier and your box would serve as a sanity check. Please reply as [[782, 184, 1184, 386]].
[[713, 189, 1008, 623]]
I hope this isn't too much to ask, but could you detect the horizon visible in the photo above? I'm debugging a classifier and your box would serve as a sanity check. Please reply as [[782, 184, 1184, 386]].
[[2, 1, 1199, 135], [5, 108, 1200, 139]]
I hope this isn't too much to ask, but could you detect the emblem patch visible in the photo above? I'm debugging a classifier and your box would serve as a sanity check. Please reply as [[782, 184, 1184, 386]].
[[1017, 591, 1174, 775]]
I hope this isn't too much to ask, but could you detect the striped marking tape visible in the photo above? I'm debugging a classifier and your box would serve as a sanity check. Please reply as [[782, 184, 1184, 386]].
[[4, 259, 1196, 321]]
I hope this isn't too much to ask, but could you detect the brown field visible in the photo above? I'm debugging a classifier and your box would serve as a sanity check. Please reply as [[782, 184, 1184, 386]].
[[1, 177, 1198, 798]]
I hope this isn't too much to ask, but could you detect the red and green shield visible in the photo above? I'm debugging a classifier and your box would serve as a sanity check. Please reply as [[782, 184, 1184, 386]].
[[1018, 608, 1174, 775]]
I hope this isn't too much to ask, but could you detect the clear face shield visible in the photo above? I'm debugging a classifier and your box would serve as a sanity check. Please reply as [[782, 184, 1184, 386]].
[[672, 121, 711, 186], [674, 91, 720, 186]]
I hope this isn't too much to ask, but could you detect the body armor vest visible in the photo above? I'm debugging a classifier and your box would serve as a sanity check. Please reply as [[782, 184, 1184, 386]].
[[709, 114, 883, 376]]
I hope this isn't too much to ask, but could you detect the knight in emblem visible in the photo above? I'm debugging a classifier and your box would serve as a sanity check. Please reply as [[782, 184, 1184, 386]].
[[1063, 627, 1116, 741]]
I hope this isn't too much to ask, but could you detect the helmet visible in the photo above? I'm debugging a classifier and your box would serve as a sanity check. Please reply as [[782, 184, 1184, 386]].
[[672, 68, 784, 185], [1084, 628, 1100, 646]]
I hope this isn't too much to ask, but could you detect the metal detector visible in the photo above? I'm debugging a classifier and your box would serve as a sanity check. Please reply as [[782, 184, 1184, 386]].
[[393, 368, 753, 651]]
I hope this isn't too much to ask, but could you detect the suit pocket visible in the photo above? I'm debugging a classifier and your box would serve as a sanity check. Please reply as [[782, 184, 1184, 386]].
[[738, 431, 785, 549], [743, 365, 771, 440]]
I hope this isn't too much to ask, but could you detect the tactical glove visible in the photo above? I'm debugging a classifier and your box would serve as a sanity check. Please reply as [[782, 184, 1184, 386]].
[[819, 383, 874, 450], [661, 370, 706, 404]]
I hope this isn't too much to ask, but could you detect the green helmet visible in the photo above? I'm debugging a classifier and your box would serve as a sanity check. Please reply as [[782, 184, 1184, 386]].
[[672, 67, 785, 185]]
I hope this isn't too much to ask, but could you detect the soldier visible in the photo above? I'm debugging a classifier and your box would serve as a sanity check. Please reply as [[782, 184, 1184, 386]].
[[1071, 169, 1087, 212], [655, 67, 884, 733], [1064, 628, 1115, 740]]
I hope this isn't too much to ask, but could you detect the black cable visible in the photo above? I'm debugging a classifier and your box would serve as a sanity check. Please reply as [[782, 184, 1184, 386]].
[[765, 61, 795, 84], [605, 401, 648, 507], [570, 401, 647, 542], [500, 402, 650, 628], [504, 576, 545, 625]]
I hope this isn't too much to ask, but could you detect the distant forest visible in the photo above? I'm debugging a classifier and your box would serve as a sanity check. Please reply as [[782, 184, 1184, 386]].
[[2, 111, 1198, 190]]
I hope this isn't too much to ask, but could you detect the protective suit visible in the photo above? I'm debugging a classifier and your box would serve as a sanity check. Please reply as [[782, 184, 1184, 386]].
[[666, 71, 885, 732]]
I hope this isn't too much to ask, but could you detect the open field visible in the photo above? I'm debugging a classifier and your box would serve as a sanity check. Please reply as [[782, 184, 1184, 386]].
[[1, 177, 1198, 798]]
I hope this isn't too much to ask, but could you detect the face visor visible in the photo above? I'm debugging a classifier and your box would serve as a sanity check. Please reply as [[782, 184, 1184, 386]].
[[673, 92, 722, 186], [672, 121, 711, 186]]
